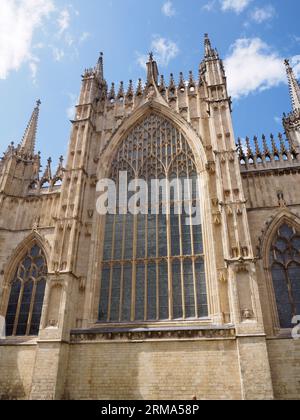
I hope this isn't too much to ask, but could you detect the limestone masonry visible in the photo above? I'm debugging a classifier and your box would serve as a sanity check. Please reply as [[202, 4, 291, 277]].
[[0, 35, 299, 400]]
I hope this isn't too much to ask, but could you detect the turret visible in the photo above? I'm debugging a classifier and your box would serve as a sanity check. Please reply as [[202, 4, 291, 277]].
[[0, 101, 42, 196]]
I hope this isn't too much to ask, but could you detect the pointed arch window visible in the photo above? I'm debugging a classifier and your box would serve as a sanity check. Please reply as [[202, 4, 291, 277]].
[[270, 223, 300, 328], [5, 244, 47, 336], [98, 113, 208, 323]]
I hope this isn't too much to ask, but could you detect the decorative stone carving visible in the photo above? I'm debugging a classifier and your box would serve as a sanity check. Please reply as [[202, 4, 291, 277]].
[[70, 327, 236, 343], [242, 309, 254, 320]]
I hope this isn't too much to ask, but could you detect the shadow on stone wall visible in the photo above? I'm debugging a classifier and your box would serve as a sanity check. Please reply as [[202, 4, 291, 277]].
[[0, 341, 36, 400]]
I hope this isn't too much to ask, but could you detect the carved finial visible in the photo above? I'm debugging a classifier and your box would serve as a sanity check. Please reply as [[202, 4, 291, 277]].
[[52, 155, 64, 185], [204, 33, 218, 60], [96, 52, 104, 81], [278, 133, 287, 155], [178, 72, 185, 91], [108, 82, 115, 101], [188, 71, 195, 91], [169, 73, 176, 92], [254, 136, 262, 158], [237, 138, 246, 159], [262, 134, 269, 156], [126, 80, 134, 100], [40, 157, 52, 186], [136, 78, 143, 97], [245, 137, 252, 158], [159, 75, 166, 94], [146, 52, 159, 86], [117, 81, 124, 100]]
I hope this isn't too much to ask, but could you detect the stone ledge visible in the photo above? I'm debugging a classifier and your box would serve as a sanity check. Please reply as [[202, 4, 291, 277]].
[[0, 336, 38, 346], [70, 325, 236, 343]]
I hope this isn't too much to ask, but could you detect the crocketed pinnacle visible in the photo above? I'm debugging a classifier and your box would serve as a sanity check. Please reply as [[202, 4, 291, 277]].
[[20, 100, 41, 155], [285, 59, 300, 111]]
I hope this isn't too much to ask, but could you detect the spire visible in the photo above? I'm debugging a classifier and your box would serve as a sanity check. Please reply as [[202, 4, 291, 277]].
[[204, 33, 218, 60], [146, 52, 159, 86], [96, 52, 104, 81], [285, 59, 300, 111], [20, 100, 41, 156]]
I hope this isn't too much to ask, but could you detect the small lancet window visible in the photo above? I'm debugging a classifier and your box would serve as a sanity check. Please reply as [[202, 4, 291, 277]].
[[5, 244, 47, 336]]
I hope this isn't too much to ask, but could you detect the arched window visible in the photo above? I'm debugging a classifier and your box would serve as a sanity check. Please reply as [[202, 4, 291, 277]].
[[270, 223, 300, 328], [98, 113, 208, 323], [6, 244, 47, 336]]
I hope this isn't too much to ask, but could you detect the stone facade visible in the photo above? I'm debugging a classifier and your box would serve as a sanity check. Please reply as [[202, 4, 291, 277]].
[[0, 35, 299, 400]]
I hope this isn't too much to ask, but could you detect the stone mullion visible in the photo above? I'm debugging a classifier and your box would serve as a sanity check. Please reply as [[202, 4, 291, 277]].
[[12, 282, 24, 336], [26, 280, 37, 336], [164, 126, 173, 321], [107, 214, 117, 322], [185, 153, 198, 318], [178, 178, 186, 319], [144, 214, 148, 322], [285, 265, 297, 317], [131, 214, 138, 322], [155, 158, 160, 321], [118, 214, 127, 322]]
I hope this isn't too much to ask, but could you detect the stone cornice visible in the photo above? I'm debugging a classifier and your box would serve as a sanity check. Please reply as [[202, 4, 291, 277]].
[[240, 164, 300, 177], [70, 325, 236, 343]]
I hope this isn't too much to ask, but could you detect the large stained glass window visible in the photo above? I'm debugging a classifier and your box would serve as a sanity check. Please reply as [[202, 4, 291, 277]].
[[98, 113, 208, 323], [6, 244, 47, 336], [270, 224, 300, 328]]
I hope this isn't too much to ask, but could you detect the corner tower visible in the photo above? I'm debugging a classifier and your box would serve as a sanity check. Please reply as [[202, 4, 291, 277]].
[[0, 100, 41, 196]]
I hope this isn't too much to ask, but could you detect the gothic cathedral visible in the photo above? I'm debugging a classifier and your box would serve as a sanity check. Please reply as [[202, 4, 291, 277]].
[[0, 35, 300, 400]]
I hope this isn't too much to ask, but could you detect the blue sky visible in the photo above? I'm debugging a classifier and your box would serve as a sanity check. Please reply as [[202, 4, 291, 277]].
[[0, 0, 300, 168]]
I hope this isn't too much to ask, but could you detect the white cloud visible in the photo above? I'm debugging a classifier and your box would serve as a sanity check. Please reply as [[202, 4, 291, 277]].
[[251, 5, 275, 24], [137, 36, 179, 69], [274, 116, 282, 125], [29, 57, 39, 83], [57, 9, 70, 36], [162, 1, 176, 17], [0, 0, 55, 80], [152, 37, 179, 66], [66, 93, 77, 120], [52, 47, 65, 62], [225, 38, 287, 99], [220, 0, 252, 14], [0, 1, 89, 81], [79, 32, 91, 44], [202, 1, 216, 12]]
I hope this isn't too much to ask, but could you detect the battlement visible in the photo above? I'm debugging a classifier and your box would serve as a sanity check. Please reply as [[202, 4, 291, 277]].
[[237, 133, 299, 173]]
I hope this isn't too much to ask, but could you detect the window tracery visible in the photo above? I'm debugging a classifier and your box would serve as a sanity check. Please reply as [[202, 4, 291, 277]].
[[270, 223, 300, 328], [99, 114, 208, 323], [6, 244, 47, 336]]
